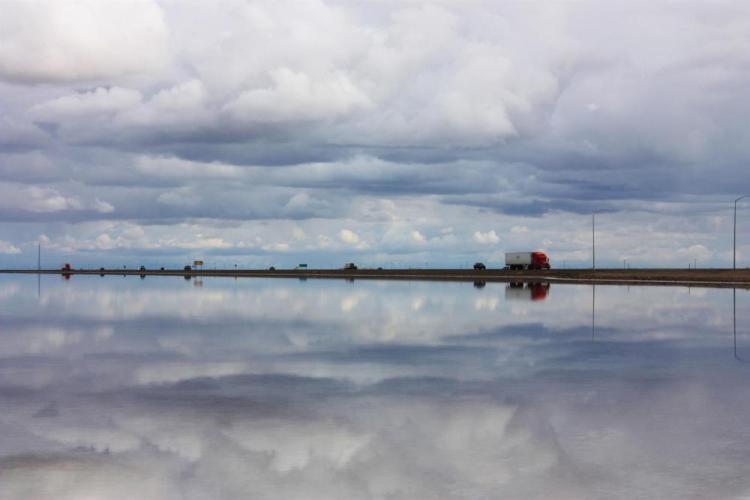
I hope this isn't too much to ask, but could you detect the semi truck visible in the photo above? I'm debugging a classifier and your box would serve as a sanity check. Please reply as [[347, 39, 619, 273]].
[[504, 251, 551, 270]]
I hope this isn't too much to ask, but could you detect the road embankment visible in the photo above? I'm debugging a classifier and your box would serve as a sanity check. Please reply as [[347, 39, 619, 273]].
[[2, 268, 750, 288]]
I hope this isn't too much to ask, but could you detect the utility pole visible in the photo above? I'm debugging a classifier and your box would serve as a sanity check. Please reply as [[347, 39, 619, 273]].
[[37, 243, 41, 271], [592, 214, 596, 270], [734, 196, 748, 269]]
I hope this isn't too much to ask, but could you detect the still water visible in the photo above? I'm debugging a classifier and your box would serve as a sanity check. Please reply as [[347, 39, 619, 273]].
[[1, 275, 749, 499]]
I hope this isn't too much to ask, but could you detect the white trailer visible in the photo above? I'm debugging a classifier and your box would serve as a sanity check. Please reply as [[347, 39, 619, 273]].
[[505, 252, 533, 267]]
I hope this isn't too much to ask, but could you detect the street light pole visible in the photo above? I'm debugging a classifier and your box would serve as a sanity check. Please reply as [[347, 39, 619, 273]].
[[592, 213, 596, 270], [734, 195, 749, 269]]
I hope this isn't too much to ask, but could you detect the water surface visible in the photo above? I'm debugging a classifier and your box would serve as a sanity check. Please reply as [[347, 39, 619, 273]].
[[1, 275, 749, 499]]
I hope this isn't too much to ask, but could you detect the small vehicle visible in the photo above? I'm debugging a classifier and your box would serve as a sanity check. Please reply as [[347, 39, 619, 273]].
[[269, 266, 276, 271], [184, 265, 192, 271], [62, 263, 71, 271], [344, 263, 357, 270], [473, 262, 486, 270], [139, 266, 146, 271]]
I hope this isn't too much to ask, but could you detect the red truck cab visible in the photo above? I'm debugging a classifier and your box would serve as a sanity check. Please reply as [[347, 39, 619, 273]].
[[531, 252, 551, 270]]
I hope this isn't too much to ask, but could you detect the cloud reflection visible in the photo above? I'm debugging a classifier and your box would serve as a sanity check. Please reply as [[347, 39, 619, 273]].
[[0, 276, 750, 499]]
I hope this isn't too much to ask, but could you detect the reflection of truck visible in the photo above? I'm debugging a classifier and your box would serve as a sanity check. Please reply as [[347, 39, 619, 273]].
[[505, 282, 551, 301], [504, 252, 550, 270]]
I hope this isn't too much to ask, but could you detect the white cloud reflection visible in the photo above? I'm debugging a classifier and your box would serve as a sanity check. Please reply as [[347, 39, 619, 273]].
[[0, 276, 750, 498]]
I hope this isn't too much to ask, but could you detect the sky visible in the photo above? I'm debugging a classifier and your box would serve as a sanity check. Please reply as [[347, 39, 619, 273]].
[[1, 0, 750, 269]]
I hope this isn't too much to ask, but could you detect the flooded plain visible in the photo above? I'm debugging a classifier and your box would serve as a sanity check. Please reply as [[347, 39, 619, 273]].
[[1, 275, 750, 499]]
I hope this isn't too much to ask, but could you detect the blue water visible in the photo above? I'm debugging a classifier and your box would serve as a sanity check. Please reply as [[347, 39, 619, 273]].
[[1, 275, 749, 499]]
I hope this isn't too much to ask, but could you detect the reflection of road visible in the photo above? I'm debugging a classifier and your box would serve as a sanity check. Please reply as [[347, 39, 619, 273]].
[[504, 282, 551, 301]]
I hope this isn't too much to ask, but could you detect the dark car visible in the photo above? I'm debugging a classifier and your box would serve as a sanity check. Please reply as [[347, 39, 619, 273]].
[[473, 262, 486, 270], [269, 266, 276, 271], [139, 266, 146, 271], [184, 265, 192, 271], [344, 263, 357, 270]]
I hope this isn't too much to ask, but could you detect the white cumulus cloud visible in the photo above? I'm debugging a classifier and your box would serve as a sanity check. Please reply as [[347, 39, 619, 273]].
[[0, 0, 170, 83], [0, 240, 21, 254], [339, 229, 360, 245], [473, 230, 500, 244]]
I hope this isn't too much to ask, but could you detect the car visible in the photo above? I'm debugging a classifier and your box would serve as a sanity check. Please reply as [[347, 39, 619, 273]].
[[139, 266, 146, 271], [473, 262, 486, 270], [344, 263, 357, 270], [269, 266, 276, 271], [184, 265, 192, 271]]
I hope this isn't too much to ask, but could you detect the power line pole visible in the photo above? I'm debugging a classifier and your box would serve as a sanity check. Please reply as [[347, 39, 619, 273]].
[[37, 243, 41, 271], [735, 196, 748, 269], [592, 214, 596, 270]]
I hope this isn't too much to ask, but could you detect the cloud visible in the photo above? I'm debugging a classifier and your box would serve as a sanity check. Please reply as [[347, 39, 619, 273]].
[[0, 187, 115, 223], [473, 230, 500, 244], [0, 0, 170, 83], [134, 156, 243, 181], [339, 229, 360, 245], [0, 185, 86, 213], [0, 240, 20, 254], [0, 1, 748, 266], [32, 88, 143, 118], [0, 118, 49, 148], [224, 68, 372, 123]]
